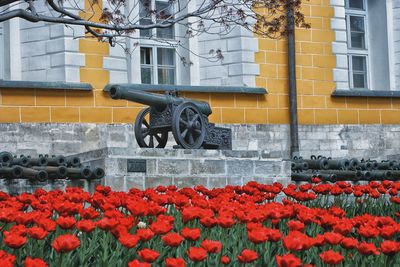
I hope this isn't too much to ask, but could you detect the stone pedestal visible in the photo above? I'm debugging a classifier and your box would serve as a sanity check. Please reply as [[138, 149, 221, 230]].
[[76, 147, 291, 191]]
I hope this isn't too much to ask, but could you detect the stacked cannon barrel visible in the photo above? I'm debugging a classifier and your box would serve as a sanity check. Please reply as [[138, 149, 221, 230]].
[[292, 155, 400, 182], [0, 151, 105, 182]]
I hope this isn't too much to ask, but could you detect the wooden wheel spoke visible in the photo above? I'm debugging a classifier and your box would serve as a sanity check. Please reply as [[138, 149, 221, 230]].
[[194, 129, 202, 135], [179, 118, 188, 126], [142, 130, 150, 137], [185, 108, 191, 121], [181, 128, 189, 138], [149, 135, 154, 147], [187, 131, 194, 145], [154, 134, 162, 143], [143, 119, 150, 128], [190, 114, 199, 124]]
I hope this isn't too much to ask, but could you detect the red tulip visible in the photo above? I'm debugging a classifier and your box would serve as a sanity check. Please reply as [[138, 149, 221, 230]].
[[162, 232, 184, 247], [357, 242, 380, 255], [220, 256, 230, 265], [237, 249, 258, 263], [118, 234, 140, 249], [276, 253, 302, 267], [128, 259, 151, 267], [380, 240, 400, 255], [24, 257, 48, 267], [27, 227, 48, 240], [286, 220, 305, 232], [0, 250, 16, 267], [76, 220, 96, 233], [200, 239, 222, 253], [187, 247, 207, 262], [3, 232, 27, 249], [136, 229, 154, 241], [165, 258, 186, 267], [52, 234, 80, 253], [340, 237, 358, 249], [181, 228, 201, 241], [56, 216, 76, 229], [319, 250, 344, 265], [138, 248, 160, 263]]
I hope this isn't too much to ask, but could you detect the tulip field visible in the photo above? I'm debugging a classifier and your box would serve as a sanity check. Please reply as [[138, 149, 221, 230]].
[[1, 179, 400, 266]]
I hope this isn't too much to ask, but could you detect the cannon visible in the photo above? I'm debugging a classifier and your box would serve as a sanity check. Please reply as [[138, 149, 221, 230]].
[[108, 86, 232, 149]]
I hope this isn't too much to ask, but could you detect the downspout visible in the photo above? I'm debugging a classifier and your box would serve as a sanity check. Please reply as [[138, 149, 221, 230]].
[[287, 2, 299, 157]]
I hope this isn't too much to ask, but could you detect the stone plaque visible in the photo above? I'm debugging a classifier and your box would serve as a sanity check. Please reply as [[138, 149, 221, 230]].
[[127, 159, 147, 173]]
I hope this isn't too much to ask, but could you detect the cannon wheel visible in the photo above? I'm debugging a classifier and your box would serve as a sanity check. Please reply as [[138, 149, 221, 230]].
[[134, 108, 168, 148], [172, 102, 205, 149]]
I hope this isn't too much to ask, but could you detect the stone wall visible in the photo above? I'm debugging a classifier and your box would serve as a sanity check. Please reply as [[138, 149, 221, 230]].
[[0, 123, 399, 160], [74, 147, 290, 190]]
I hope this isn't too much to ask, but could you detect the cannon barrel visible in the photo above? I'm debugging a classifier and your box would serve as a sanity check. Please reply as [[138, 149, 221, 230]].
[[291, 161, 309, 171], [377, 161, 396, 170], [32, 166, 68, 179], [0, 166, 23, 179], [27, 157, 48, 167], [292, 172, 315, 182], [369, 170, 392, 180], [46, 155, 67, 166], [20, 167, 48, 182], [90, 167, 105, 180], [66, 167, 92, 180], [108, 85, 212, 116], [0, 151, 13, 166], [66, 156, 81, 167], [10, 156, 29, 167], [317, 170, 362, 181], [303, 158, 329, 170], [326, 159, 350, 170]]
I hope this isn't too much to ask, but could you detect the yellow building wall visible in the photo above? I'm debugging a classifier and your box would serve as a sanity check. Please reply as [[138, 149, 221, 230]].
[[254, 0, 400, 124], [1, 0, 400, 124]]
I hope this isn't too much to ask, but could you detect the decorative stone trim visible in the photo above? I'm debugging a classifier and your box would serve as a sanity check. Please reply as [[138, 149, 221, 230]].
[[332, 89, 400, 97], [330, 0, 350, 90], [0, 80, 92, 91]]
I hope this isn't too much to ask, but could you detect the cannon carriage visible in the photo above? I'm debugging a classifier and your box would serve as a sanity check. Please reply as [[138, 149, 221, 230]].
[[107, 85, 232, 149]]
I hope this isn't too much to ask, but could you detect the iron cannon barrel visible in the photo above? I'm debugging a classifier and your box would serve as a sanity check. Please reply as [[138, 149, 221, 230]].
[[90, 167, 105, 180], [0, 151, 13, 166], [32, 166, 68, 179], [27, 157, 48, 167], [66, 167, 92, 180], [326, 159, 350, 170], [317, 170, 362, 181], [10, 156, 29, 167], [66, 156, 81, 167], [20, 167, 48, 182], [303, 158, 329, 170], [292, 172, 315, 182], [46, 155, 67, 167], [0, 166, 23, 179], [369, 170, 392, 180], [108, 85, 212, 116]]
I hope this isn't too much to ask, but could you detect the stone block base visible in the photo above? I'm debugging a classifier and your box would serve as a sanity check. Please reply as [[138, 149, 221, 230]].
[[76, 147, 291, 191]]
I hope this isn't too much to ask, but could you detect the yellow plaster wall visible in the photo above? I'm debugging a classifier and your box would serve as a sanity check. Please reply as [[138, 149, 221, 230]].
[[1, 0, 399, 124], [253, 0, 400, 124]]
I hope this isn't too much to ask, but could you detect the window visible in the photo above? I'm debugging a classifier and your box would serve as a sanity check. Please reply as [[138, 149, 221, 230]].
[[345, 0, 392, 90], [140, 47, 175, 84], [139, 0, 176, 85], [346, 0, 369, 89], [0, 25, 4, 79], [139, 0, 174, 39]]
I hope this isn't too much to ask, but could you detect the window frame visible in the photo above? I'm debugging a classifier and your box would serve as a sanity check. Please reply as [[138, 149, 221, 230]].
[[138, 0, 178, 85], [0, 25, 4, 79], [140, 46, 176, 84], [345, 0, 371, 89]]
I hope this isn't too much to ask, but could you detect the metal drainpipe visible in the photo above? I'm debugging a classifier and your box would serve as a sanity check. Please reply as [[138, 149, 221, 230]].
[[287, 3, 300, 157]]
